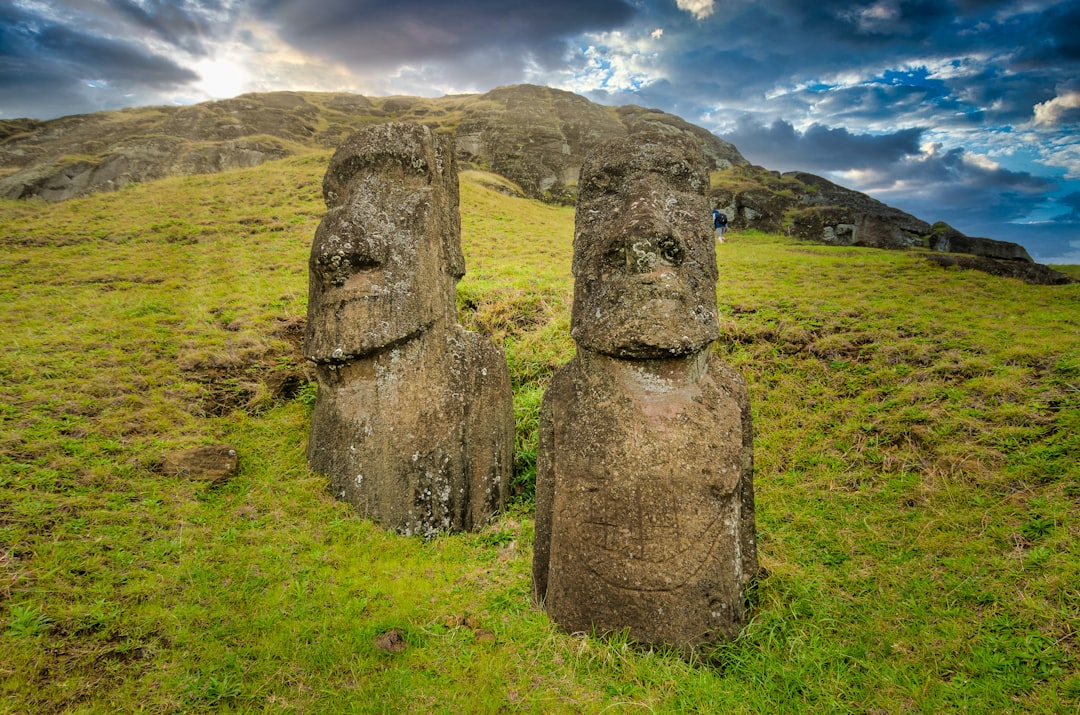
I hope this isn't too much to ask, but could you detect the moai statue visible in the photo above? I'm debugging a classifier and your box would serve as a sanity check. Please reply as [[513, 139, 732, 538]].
[[304, 122, 514, 538], [532, 132, 757, 651]]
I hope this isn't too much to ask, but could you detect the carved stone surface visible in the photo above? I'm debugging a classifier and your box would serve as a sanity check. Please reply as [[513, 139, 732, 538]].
[[304, 122, 514, 537], [533, 132, 757, 651]]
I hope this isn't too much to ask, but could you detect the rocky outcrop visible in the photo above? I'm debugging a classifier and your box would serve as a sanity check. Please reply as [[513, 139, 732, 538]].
[[453, 85, 747, 204], [711, 165, 1042, 272], [924, 254, 1075, 284], [927, 222, 1033, 262]]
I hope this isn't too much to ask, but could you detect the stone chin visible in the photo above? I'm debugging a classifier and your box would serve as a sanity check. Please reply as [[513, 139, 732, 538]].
[[572, 315, 719, 359], [571, 281, 719, 359]]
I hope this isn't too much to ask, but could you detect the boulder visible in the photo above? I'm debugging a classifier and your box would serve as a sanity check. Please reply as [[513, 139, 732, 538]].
[[160, 445, 238, 484]]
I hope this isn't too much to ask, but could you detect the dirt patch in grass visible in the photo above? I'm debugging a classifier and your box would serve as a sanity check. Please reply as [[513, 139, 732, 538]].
[[183, 316, 314, 416], [12, 629, 167, 715]]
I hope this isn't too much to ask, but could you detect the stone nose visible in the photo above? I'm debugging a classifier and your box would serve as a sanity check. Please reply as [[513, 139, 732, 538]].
[[624, 203, 669, 236]]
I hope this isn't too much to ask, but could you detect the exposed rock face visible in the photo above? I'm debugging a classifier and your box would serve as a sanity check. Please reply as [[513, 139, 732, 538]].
[[533, 133, 757, 652], [927, 222, 1033, 261], [712, 166, 1037, 265], [924, 253, 1075, 284], [304, 123, 514, 537]]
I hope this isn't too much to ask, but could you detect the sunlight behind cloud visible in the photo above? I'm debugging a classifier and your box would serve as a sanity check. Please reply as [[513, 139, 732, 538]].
[[193, 57, 250, 99], [1038, 139, 1080, 180]]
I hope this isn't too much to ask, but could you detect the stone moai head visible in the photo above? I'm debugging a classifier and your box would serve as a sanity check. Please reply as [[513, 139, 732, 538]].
[[304, 123, 465, 362], [570, 132, 719, 359]]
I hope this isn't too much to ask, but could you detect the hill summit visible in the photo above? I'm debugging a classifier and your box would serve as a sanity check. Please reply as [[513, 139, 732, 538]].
[[0, 84, 1068, 283]]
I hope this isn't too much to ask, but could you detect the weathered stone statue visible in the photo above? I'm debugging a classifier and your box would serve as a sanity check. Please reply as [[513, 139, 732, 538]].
[[532, 132, 757, 651], [304, 123, 514, 538]]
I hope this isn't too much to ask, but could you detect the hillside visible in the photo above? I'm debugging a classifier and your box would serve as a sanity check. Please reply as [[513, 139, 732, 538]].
[[0, 85, 745, 205], [1, 154, 1078, 712], [3, 84, 1068, 285]]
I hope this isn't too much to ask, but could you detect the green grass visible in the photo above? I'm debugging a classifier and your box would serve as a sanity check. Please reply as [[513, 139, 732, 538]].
[[1, 155, 1078, 713]]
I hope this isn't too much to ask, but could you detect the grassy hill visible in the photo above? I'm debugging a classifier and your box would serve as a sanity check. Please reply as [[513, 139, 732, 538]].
[[1, 152, 1078, 713]]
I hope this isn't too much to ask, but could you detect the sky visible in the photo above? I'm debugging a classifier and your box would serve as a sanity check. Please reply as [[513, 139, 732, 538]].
[[2, 0, 1079, 263]]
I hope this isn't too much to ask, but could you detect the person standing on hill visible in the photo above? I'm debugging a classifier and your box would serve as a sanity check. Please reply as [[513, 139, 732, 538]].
[[713, 208, 728, 242]]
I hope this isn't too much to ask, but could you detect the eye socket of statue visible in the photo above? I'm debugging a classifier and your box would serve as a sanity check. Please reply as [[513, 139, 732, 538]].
[[313, 249, 380, 288]]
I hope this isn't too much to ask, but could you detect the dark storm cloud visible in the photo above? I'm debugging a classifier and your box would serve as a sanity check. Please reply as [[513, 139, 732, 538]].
[[712, 109, 1060, 245], [0, 2, 198, 118], [618, 0, 1075, 125], [1011, 0, 1080, 67], [0, 4, 197, 82], [721, 118, 923, 172], [1056, 192, 1080, 221], [106, 0, 215, 55], [866, 146, 1057, 232], [253, 0, 635, 71]]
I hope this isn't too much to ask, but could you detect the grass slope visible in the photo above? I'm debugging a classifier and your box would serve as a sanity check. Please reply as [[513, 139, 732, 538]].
[[1, 153, 1078, 713]]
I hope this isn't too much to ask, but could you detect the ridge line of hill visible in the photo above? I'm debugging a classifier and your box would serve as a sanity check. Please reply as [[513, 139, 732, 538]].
[[0, 84, 1071, 284]]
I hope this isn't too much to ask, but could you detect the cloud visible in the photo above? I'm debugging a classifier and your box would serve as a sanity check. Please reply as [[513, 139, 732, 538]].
[[839, 142, 1059, 235], [106, 0, 216, 55], [0, 2, 199, 117], [675, 0, 715, 21], [721, 118, 924, 172], [1033, 90, 1080, 127], [840, 0, 951, 38], [714, 112, 1064, 245], [558, 29, 667, 95], [251, 0, 636, 76], [1056, 191, 1080, 221], [1010, 0, 1080, 68]]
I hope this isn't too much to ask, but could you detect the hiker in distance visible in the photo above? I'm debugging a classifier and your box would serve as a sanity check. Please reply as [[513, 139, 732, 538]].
[[712, 208, 728, 242]]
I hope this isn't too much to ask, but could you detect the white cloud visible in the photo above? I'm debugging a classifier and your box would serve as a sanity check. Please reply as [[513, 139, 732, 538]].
[[675, 0, 715, 21], [557, 30, 665, 94], [963, 152, 1001, 171], [854, 0, 900, 33], [1037, 139, 1080, 179], [174, 17, 364, 102], [1033, 90, 1080, 127]]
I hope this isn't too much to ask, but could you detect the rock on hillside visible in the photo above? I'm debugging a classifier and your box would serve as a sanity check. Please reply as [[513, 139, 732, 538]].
[[712, 165, 1038, 266]]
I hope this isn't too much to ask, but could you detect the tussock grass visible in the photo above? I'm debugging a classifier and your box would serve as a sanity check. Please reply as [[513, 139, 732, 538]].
[[1, 156, 1078, 713]]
